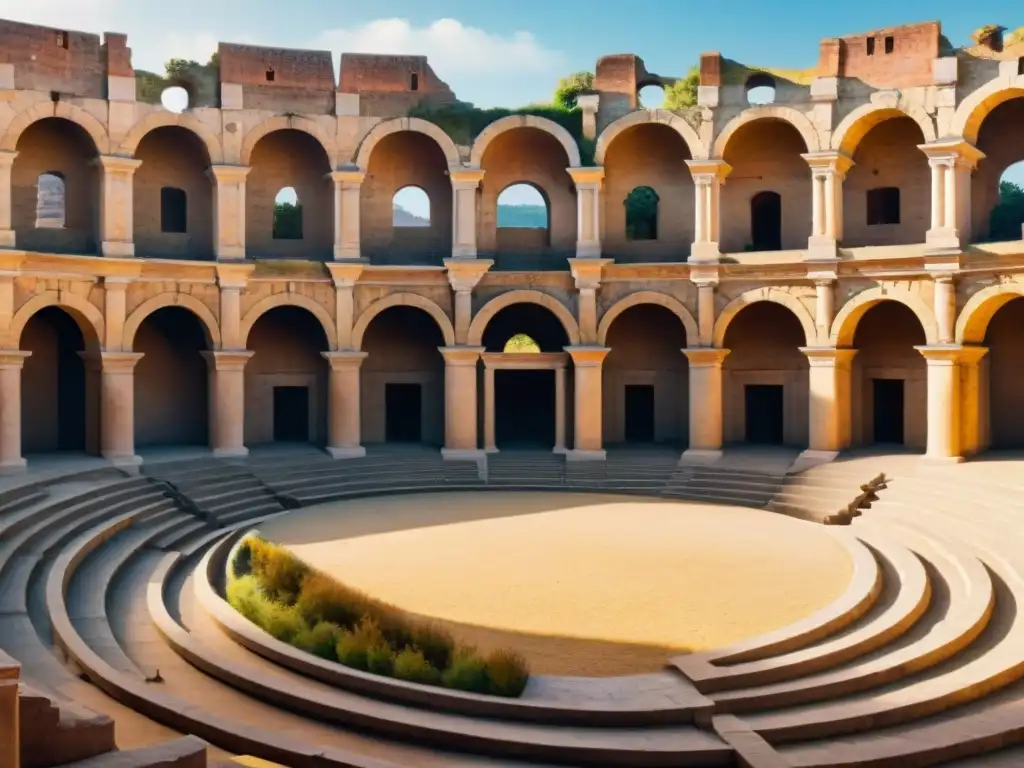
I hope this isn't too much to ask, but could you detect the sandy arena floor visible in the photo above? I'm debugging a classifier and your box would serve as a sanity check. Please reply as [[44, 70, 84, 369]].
[[257, 492, 853, 676]]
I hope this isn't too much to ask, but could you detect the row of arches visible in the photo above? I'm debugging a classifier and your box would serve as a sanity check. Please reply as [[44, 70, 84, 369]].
[[10, 285, 1023, 456]]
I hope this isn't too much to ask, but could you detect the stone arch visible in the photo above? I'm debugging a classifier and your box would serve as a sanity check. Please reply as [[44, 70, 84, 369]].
[[830, 286, 938, 347], [352, 293, 456, 350], [950, 81, 1024, 144], [239, 293, 338, 350], [831, 103, 936, 156], [122, 293, 221, 350], [595, 109, 708, 164], [240, 115, 339, 168], [117, 112, 224, 164], [712, 288, 817, 348], [7, 291, 104, 350], [597, 291, 698, 346], [712, 105, 822, 158], [468, 289, 581, 348], [470, 115, 582, 168], [956, 283, 1024, 344], [0, 102, 111, 154], [354, 117, 461, 169]]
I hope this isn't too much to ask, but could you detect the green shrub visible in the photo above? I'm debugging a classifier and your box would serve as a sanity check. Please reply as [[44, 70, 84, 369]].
[[335, 617, 386, 671], [230, 538, 253, 579], [247, 536, 309, 604], [293, 621, 341, 661], [374, 608, 415, 651], [411, 622, 455, 671], [392, 648, 442, 686], [441, 652, 489, 694], [485, 649, 530, 697], [262, 603, 307, 643], [225, 575, 266, 624], [295, 571, 366, 629], [366, 642, 395, 676]]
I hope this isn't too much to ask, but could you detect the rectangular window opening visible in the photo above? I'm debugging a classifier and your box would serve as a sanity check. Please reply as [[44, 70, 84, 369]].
[[866, 37, 876, 56], [265, 68, 275, 83], [410, 73, 419, 91], [884, 36, 895, 54], [867, 187, 901, 226], [56, 32, 69, 49]]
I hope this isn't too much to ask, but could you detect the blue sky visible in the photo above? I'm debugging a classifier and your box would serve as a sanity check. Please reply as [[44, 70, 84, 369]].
[[8, 0, 1023, 216]]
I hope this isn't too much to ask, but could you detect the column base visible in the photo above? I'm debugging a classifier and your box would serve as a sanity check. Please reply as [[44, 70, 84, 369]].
[[483, 445, 499, 454], [101, 241, 135, 258], [0, 229, 15, 248], [688, 242, 722, 264], [212, 446, 249, 458], [553, 445, 568, 455], [806, 237, 839, 260], [574, 243, 603, 259], [441, 448, 486, 462], [925, 229, 963, 253], [103, 452, 142, 467], [326, 445, 366, 459], [564, 449, 606, 462], [333, 246, 362, 261], [0, 457, 27, 475], [679, 448, 722, 465], [921, 454, 964, 465], [216, 246, 246, 260], [791, 449, 839, 473]]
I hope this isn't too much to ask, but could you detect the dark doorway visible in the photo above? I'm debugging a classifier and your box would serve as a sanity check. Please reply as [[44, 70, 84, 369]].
[[496, 370, 555, 448], [750, 191, 782, 251], [273, 386, 309, 442], [624, 384, 655, 443], [385, 383, 423, 442], [745, 384, 784, 445], [873, 378, 905, 444]]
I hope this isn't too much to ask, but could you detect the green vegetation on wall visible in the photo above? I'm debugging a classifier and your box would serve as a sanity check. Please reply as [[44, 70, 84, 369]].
[[136, 54, 219, 107], [989, 181, 1024, 241]]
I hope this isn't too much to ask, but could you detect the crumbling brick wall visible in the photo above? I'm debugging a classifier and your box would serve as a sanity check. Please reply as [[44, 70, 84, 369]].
[[823, 21, 940, 88], [218, 43, 336, 113], [339, 54, 456, 118], [0, 20, 108, 97]]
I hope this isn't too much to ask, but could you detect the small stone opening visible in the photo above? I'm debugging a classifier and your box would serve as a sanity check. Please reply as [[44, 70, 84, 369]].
[[867, 187, 901, 226]]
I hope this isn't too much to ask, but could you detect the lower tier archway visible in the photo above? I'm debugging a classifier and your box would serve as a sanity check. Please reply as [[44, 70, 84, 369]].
[[982, 297, 1024, 449]]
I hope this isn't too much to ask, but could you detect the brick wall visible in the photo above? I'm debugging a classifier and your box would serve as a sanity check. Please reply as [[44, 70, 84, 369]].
[[218, 42, 336, 114], [0, 20, 106, 97], [830, 21, 940, 89], [339, 54, 456, 118]]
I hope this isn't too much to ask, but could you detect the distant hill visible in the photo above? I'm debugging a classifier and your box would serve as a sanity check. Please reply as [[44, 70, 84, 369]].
[[393, 204, 429, 227], [497, 204, 547, 229]]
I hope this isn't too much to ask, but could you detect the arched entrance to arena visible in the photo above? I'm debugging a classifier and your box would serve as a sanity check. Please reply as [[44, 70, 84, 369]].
[[850, 301, 927, 448], [983, 297, 1024, 448], [602, 304, 689, 445], [482, 303, 569, 449], [244, 306, 329, 446], [360, 306, 446, 446], [19, 307, 96, 455], [722, 302, 808, 447], [132, 307, 210, 448], [971, 95, 1024, 243]]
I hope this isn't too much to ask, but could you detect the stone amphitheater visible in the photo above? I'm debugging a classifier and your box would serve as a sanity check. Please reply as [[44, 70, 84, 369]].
[[2, 11, 1024, 768]]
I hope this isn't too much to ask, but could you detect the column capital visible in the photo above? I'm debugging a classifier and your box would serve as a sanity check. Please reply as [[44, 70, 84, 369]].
[[564, 345, 610, 367], [801, 150, 854, 178], [208, 164, 253, 184], [0, 350, 30, 369], [322, 350, 368, 369], [202, 350, 254, 371], [449, 167, 486, 188], [917, 140, 985, 170], [682, 347, 730, 366], [445, 258, 493, 292], [326, 261, 365, 288], [566, 166, 605, 188], [216, 262, 255, 290], [685, 159, 732, 181], [567, 257, 611, 289], [799, 346, 857, 368], [689, 262, 721, 286], [915, 344, 967, 364], [329, 168, 366, 187], [87, 350, 144, 373], [438, 346, 484, 366], [0, 150, 18, 169], [95, 155, 143, 175], [958, 345, 988, 366]]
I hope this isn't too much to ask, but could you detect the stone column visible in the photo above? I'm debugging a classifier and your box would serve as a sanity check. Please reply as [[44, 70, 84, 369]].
[[565, 346, 610, 460], [97, 351, 143, 465], [216, 263, 253, 350], [445, 258, 492, 344], [568, 258, 610, 345], [97, 155, 142, 258], [209, 165, 251, 260], [330, 168, 365, 260], [439, 346, 483, 459], [799, 347, 857, 462], [0, 150, 17, 248], [933, 275, 956, 344], [103, 276, 133, 351], [686, 160, 731, 263], [322, 351, 367, 459], [0, 351, 29, 473], [916, 345, 965, 462], [0, 662, 18, 768], [695, 279, 717, 346], [810, 273, 837, 345], [567, 167, 604, 259], [554, 364, 567, 453], [450, 168, 485, 259], [202, 351, 253, 457], [802, 151, 853, 259], [483, 364, 497, 452], [919, 141, 985, 251], [326, 262, 365, 350], [958, 346, 988, 459], [681, 348, 729, 462]]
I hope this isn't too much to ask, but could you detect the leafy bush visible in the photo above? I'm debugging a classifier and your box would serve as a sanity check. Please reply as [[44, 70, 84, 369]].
[[392, 648, 442, 686], [293, 621, 341, 661], [485, 649, 530, 697], [335, 617, 386, 671], [231, 538, 253, 579], [248, 537, 309, 604], [410, 622, 455, 671], [441, 652, 489, 694], [295, 572, 366, 629], [366, 642, 395, 676]]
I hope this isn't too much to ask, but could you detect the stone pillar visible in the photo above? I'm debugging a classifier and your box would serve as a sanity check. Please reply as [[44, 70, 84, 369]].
[[0, 663, 18, 768], [565, 346, 610, 460], [810, 272, 838, 344], [695, 280, 716, 346], [681, 348, 729, 463], [0, 150, 17, 248], [445, 258, 492, 344], [685, 160, 731, 263], [567, 167, 604, 259], [202, 351, 253, 457], [554, 364, 567, 453], [933, 275, 956, 344], [799, 347, 857, 462], [216, 263, 253, 350], [958, 346, 988, 459], [209, 165, 251, 260], [326, 262, 365, 350], [103, 276, 133, 351], [440, 347, 483, 459], [483, 364, 496, 453], [97, 351, 143, 465], [330, 168, 365, 260], [450, 168, 485, 259], [919, 141, 985, 251], [0, 351, 29, 473], [322, 351, 367, 459], [97, 155, 142, 257], [802, 151, 853, 259], [568, 258, 610, 345], [916, 345, 965, 462]]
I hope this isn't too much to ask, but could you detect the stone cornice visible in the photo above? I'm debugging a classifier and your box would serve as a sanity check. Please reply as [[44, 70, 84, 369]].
[[566, 167, 605, 186]]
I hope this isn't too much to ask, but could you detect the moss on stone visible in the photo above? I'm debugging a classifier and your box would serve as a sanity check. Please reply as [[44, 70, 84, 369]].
[[720, 58, 817, 87]]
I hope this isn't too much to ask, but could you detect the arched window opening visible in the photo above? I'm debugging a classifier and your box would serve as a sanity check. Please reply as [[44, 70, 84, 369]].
[[393, 186, 430, 227], [745, 73, 776, 106], [273, 187, 302, 240], [160, 86, 189, 114], [637, 84, 666, 108], [160, 187, 188, 233], [990, 163, 1024, 242], [35, 172, 66, 229], [503, 333, 541, 353], [624, 186, 659, 241], [750, 191, 782, 251], [497, 184, 548, 229], [866, 187, 900, 226]]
